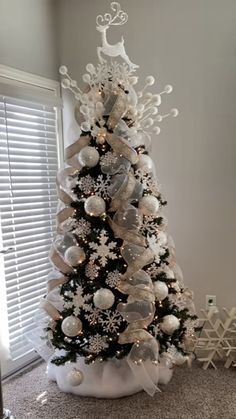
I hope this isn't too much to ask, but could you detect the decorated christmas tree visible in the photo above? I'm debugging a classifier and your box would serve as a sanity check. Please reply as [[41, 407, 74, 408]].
[[40, 2, 197, 398]]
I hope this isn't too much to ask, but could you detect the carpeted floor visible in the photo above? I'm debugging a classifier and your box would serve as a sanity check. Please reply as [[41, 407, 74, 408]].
[[2, 361, 236, 419]]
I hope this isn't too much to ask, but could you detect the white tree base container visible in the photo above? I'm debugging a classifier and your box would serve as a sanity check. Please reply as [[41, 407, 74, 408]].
[[47, 350, 173, 398]]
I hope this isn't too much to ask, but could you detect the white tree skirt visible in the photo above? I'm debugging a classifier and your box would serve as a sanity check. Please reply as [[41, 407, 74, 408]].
[[47, 350, 173, 398]]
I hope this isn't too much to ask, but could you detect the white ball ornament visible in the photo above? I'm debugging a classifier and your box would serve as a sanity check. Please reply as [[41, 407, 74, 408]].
[[61, 316, 82, 337], [136, 154, 154, 173], [78, 146, 99, 167], [64, 246, 86, 266], [139, 195, 159, 216], [154, 281, 169, 301], [66, 369, 84, 386], [93, 288, 115, 310], [161, 315, 180, 335], [84, 196, 106, 217]]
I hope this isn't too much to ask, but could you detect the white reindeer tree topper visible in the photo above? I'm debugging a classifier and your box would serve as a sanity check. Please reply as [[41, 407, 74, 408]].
[[96, 2, 139, 69]]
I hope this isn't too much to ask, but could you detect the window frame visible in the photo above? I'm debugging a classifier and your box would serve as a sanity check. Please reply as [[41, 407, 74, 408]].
[[0, 64, 63, 378]]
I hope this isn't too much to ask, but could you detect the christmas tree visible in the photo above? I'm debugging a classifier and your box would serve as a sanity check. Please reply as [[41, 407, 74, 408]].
[[41, 2, 197, 398]]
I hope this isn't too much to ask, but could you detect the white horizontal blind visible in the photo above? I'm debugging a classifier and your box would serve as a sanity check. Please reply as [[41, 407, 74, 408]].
[[0, 95, 59, 371]]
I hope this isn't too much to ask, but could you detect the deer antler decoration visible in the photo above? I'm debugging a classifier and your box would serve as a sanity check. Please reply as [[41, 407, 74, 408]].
[[96, 2, 139, 69], [96, 2, 128, 28]]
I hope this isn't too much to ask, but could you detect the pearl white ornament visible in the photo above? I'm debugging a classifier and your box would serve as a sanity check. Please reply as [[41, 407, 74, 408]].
[[136, 154, 154, 173], [93, 288, 115, 310], [61, 316, 82, 337], [82, 73, 91, 84], [67, 369, 84, 386], [64, 246, 86, 266], [84, 196, 106, 217], [139, 195, 159, 216], [61, 78, 70, 89], [78, 146, 100, 167], [171, 108, 179, 117], [164, 85, 173, 94], [86, 63, 95, 74], [152, 94, 161, 106], [161, 315, 180, 335], [142, 118, 154, 129], [59, 65, 68, 75], [153, 127, 161, 135], [81, 122, 91, 132], [154, 281, 169, 301], [146, 76, 155, 86]]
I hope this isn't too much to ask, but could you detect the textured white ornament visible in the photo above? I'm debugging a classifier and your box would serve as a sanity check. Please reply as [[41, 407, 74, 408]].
[[66, 369, 84, 386], [78, 146, 100, 168], [139, 195, 159, 216], [61, 316, 82, 337], [136, 154, 154, 173], [93, 288, 115, 310], [64, 246, 86, 266], [161, 315, 180, 335], [154, 281, 169, 301], [84, 195, 106, 217]]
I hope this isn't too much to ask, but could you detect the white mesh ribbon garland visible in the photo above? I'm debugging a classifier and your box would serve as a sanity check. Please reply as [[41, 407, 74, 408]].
[[40, 93, 161, 396]]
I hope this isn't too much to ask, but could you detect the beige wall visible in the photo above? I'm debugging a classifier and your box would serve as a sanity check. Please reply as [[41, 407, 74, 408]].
[[2, 0, 234, 312], [58, 0, 236, 312], [0, 0, 59, 79]]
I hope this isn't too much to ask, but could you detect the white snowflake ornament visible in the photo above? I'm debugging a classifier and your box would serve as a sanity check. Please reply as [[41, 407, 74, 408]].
[[85, 262, 100, 280], [106, 270, 121, 288], [77, 175, 95, 194], [89, 229, 117, 267], [73, 218, 91, 240], [88, 333, 108, 354], [98, 310, 123, 333], [64, 285, 92, 316], [147, 234, 166, 264], [94, 174, 111, 199]]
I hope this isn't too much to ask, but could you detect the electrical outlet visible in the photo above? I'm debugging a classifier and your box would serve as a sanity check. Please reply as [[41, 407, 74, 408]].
[[206, 295, 217, 310]]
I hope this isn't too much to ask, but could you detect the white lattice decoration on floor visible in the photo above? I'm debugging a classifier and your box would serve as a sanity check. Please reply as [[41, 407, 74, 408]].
[[194, 307, 236, 369]]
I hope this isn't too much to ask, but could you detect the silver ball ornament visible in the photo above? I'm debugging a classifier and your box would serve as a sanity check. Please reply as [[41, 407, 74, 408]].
[[93, 288, 115, 310], [64, 246, 86, 266], [136, 154, 154, 173], [61, 316, 82, 337], [154, 281, 169, 301], [161, 315, 180, 335], [84, 195, 106, 217], [139, 195, 159, 216], [66, 369, 84, 386], [78, 146, 99, 167]]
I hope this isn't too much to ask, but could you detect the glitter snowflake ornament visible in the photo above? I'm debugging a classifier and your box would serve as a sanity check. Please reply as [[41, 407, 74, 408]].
[[73, 218, 91, 240], [106, 270, 121, 288], [89, 230, 117, 267], [77, 175, 95, 194], [64, 286, 92, 316], [99, 310, 123, 333], [88, 334, 109, 354]]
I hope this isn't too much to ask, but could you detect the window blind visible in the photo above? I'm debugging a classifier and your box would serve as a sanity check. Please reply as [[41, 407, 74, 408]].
[[0, 95, 59, 369]]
